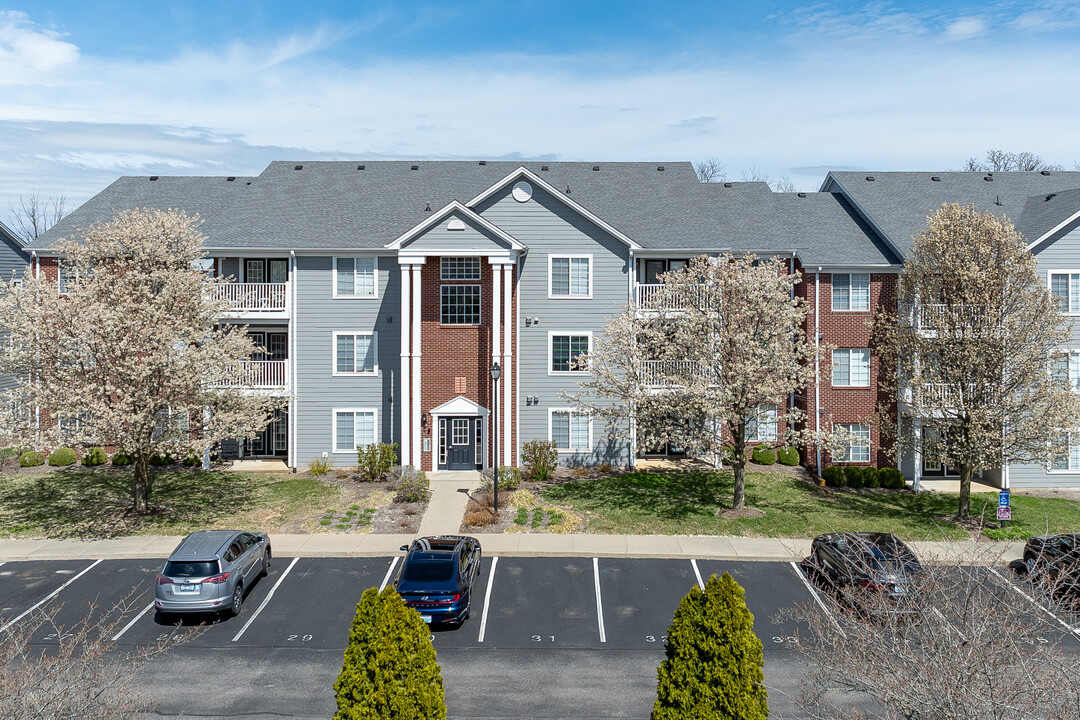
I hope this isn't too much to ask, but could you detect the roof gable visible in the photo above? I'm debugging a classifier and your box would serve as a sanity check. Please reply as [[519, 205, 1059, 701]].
[[386, 201, 524, 252]]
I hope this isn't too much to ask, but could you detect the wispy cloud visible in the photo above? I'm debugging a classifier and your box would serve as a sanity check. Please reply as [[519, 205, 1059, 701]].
[[944, 16, 987, 41], [0, 11, 79, 84]]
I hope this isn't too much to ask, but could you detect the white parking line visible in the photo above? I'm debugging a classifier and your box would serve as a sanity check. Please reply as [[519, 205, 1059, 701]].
[[0, 562, 6, 569], [379, 557, 399, 593], [593, 557, 606, 643], [231, 557, 299, 642], [111, 601, 156, 641], [0, 559, 103, 634], [988, 566, 1080, 640], [477, 556, 498, 643], [690, 559, 704, 590], [788, 561, 844, 636]]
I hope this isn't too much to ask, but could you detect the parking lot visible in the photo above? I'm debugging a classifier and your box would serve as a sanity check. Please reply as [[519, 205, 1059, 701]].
[[2, 554, 1078, 719]]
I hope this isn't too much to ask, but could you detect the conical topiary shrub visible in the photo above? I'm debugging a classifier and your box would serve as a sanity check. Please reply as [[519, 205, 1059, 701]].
[[333, 587, 446, 720], [652, 572, 768, 720]]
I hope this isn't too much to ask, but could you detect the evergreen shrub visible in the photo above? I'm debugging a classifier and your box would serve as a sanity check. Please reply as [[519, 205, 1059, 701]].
[[845, 465, 865, 489], [47, 447, 78, 466], [879, 467, 906, 489], [82, 447, 108, 466], [111, 452, 132, 466], [19, 450, 44, 467], [862, 467, 881, 488], [182, 451, 202, 467], [149, 453, 173, 466], [750, 444, 776, 465], [777, 446, 800, 466], [822, 466, 846, 487], [333, 587, 446, 720], [652, 573, 768, 720]]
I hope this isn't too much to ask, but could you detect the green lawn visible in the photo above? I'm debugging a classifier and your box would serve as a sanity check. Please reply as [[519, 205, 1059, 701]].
[[540, 469, 1080, 541], [0, 468, 341, 539]]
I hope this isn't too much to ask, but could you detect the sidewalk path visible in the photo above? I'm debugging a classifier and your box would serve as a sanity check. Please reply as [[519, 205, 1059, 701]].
[[417, 470, 481, 537]]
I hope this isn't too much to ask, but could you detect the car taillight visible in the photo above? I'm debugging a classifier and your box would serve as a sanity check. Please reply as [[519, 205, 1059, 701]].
[[450, 593, 461, 603], [859, 579, 884, 591], [156, 575, 173, 585], [202, 572, 230, 584]]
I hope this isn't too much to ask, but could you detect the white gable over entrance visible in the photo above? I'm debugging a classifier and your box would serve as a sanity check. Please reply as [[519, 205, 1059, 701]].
[[429, 395, 489, 417]]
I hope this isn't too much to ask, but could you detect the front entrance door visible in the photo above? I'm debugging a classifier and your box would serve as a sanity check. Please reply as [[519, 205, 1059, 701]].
[[439, 416, 482, 470]]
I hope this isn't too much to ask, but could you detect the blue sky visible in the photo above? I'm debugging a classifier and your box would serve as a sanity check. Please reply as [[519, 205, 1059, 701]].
[[3, 1, 1080, 230]]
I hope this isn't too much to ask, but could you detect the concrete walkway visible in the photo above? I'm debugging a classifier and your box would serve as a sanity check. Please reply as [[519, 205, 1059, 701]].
[[417, 470, 482, 537]]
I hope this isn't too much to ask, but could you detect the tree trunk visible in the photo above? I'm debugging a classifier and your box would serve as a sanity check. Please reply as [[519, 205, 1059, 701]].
[[732, 445, 747, 510], [958, 463, 972, 520], [132, 455, 151, 515]]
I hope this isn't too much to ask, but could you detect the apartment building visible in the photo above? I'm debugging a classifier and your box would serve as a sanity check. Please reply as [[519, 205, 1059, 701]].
[[24, 162, 1080, 487]]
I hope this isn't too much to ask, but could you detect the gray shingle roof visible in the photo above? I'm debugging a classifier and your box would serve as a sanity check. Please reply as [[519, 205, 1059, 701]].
[[824, 171, 1080, 258]]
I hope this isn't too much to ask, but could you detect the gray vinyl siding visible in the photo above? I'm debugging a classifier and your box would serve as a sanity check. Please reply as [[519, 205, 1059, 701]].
[[1008, 462, 1080, 489], [475, 184, 632, 466], [400, 212, 514, 252], [1035, 221, 1080, 347], [0, 233, 29, 392], [292, 255, 399, 466]]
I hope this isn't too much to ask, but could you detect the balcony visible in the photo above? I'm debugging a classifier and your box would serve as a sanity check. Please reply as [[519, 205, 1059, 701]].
[[642, 360, 709, 387], [635, 283, 710, 312], [918, 382, 993, 408], [916, 304, 993, 333], [217, 360, 289, 392], [213, 282, 289, 318]]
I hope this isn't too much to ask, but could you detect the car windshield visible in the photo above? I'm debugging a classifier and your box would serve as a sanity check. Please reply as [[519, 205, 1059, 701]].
[[859, 544, 916, 573], [163, 561, 219, 578], [403, 558, 455, 583]]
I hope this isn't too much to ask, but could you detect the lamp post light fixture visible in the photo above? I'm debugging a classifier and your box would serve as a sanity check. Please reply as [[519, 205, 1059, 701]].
[[490, 362, 502, 514]]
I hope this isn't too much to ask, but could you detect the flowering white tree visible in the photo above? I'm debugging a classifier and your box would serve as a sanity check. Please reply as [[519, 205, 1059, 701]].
[[571, 254, 822, 510], [0, 208, 287, 515], [873, 203, 1080, 520]]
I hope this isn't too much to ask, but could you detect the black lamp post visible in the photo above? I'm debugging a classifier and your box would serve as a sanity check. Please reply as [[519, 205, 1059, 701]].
[[490, 362, 501, 514]]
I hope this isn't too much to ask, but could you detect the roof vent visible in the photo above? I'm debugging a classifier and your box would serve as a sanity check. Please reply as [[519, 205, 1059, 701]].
[[149, 176, 158, 181], [592, 165, 600, 171], [931, 176, 941, 182], [565, 184, 571, 194], [226, 176, 235, 182], [358, 164, 365, 170], [424, 202, 431, 211], [984, 175, 993, 181], [478, 161, 486, 166], [1047, 193, 1057, 201], [294, 165, 302, 170], [995, 194, 1002, 205], [541, 165, 549, 171], [724, 183, 733, 188], [246, 181, 252, 185], [657, 165, 665, 171], [411, 165, 419, 171], [865, 176, 875, 181], [1041, 170, 1052, 175], [797, 192, 807, 198]]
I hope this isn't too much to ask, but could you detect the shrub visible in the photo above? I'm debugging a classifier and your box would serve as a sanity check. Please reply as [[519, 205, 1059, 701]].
[[845, 465, 865, 489], [0, 446, 22, 461], [480, 465, 521, 492], [309, 455, 334, 476], [149, 453, 173, 467], [879, 467, 906, 490], [822, 466, 846, 488], [82, 446, 108, 466], [19, 450, 44, 467], [862, 467, 881, 488], [652, 573, 768, 720], [463, 499, 498, 528], [333, 587, 446, 720], [356, 442, 398, 482], [597, 462, 614, 475], [522, 440, 558, 481], [392, 465, 430, 503], [750, 444, 776, 465], [182, 451, 202, 467], [47, 447, 78, 466], [111, 452, 131, 466], [777, 446, 800, 466]]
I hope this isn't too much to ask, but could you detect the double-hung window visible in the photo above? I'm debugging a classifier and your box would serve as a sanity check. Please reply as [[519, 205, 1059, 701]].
[[334, 409, 377, 453], [334, 332, 377, 375], [334, 257, 377, 298], [551, 409, 591, 451], [1051, 432, 1080, 471], [550, 333, 590, 373], [834, 423, 871, 463], [549, 256, 591, 298], [1050, 273, 1080, 314], [1053, 352, 1080, 391], [747, 404, 778, 442], [832, 349, 870, 387], [832, 273, 870, 311]]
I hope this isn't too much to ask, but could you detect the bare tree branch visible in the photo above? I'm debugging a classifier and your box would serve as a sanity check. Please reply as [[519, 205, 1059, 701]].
[[8, 191, 67, 243], [695, 158, 727, 183]]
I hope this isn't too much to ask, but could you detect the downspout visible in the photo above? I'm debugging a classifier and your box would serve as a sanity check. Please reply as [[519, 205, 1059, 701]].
[[289, 250, 297, 472], [32, 251, 39, 449], [815, 267, 822, 475], [628, 249, 636, 468]]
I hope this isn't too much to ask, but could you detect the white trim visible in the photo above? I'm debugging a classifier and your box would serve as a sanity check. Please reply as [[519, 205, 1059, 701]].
[[411, 264, 422, 467], [385, 201, 525, 251], [289, 250, 296, 470], [830, 272, 871, 312], [332, 408, 379, 454], [819, 173, 906, 262], [331, 331, 379, 376], [400, 265, 411, 465], [440, 284, 483, 325], [548, 407, 593, 452], [1029, 208, 1080, 250], [331, 256, 379, 299], [831, 348, 871, 387], [503, 263, 513, 466], [1046, 429, 1080, 473], [1047, 270, 1080, 316], [466, 167, 643, 249], [548, 331, 593, 375], [548, 254, 593, 299]]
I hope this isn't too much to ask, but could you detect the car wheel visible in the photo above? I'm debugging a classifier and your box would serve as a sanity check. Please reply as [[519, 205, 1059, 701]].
[[261, 548, 272, 577], [1024, 555, 1039, 580], [229, 585, 244, 617]]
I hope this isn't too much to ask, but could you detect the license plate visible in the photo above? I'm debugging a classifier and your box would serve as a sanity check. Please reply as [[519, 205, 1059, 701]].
[[176, 584, 200, 593], [420, 615, 432, 624]]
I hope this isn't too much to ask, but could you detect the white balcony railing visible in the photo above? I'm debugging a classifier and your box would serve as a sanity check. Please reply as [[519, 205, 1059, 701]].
[[642, 360, 708, 387], [213, 282, 288, 313], [218, 360, 288, 389], [919, 382, 992, 408], [916, 303, 993, 332], [635, 283, 710, 311]]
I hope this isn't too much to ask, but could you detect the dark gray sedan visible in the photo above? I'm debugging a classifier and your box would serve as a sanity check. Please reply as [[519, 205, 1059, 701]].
[[155, 530, 271, 618]]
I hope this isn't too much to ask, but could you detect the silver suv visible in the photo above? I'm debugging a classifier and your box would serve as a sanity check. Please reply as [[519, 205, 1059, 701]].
[[155, 530, 271, 618]]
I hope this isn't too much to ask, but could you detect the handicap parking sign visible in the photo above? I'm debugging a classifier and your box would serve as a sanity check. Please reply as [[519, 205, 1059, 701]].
[[998, 490, 1010, 507]]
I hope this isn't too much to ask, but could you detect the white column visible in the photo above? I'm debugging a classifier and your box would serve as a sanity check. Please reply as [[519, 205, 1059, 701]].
[[912, 416, 922, 492], [503, 263, 513, 466], [491, 262, 502, 470], [411, 263, 423, 468], [399, 264, 411, 466]]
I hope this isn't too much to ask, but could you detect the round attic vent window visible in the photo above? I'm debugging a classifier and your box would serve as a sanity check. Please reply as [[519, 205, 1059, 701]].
[[446, 218, 466, 231], [512, 180, 533, 202]]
